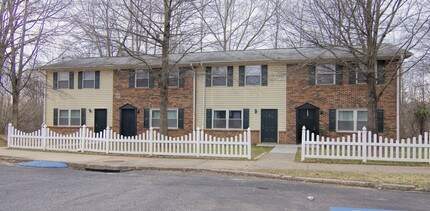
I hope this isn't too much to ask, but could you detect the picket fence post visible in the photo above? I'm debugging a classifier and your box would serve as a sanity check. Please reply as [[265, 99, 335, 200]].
[[105, 127, 110, 154], [196, 127, 201, 157], [301, 126, 306, 161], [247, 128, 252, 160], [42, 124, 47, 150], [149, 127, 153, 156], [7, 123, 12, 148], [362, 127, 367, 163], [80, 125, 86, 152]]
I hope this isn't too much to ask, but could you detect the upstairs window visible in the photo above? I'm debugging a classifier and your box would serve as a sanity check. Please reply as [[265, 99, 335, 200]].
[[58, 72, 69, 89], [245, 66, 261, 85], [315, 64, 336, 85], [83, 71, 95, 88], [168, 69, 179, 87], [135, 69, 149, 88], [211, 67, 228, 86]]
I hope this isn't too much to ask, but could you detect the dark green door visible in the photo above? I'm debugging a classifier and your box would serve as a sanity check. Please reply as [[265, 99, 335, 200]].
[[120, 108, 137, 136], [94, 109, 107, 133], [261, 109, 278, 143]]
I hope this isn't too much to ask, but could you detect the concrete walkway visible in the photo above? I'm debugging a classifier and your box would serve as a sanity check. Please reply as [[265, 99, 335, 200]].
[[0, 145, 428, 175]]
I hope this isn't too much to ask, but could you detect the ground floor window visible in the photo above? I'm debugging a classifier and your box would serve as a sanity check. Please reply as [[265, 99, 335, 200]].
[[151, 109, 178, 128], [337, 109, 367, 132], [59, 109, 81, 126], [213, 110, 242, 129]]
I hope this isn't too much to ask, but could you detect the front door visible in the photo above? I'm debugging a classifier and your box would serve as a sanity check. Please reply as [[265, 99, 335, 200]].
[[94, 109, 107, 133], [120, 105, 137, 136], [261, 109, 278, 143], [296, 103, 320, 144]]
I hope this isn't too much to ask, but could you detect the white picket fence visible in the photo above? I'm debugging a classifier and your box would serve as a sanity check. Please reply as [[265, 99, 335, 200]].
[[301, 126, 430, 163], [7, 123, 252, 159]]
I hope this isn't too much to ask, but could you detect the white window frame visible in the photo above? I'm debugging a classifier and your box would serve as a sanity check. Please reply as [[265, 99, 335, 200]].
[[211, 66, 228, 87], [58, 72, 69, 89], [150, 109, 179, 129], [315, 64, 336, 85], [336, 109, 368, 132], [83, 71, 95, 89], [245, 65, 262, 86], [212, 109, 242, 130], [58, 109, 81, 126], [135, 69, 149, 88], [168, 69, 179, 87]]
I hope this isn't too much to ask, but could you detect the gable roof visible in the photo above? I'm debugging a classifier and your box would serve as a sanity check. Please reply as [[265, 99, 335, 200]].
[[42, 44, 411, 70]]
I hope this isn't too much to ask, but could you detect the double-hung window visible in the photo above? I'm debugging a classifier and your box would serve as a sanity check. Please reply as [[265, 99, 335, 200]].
[[151, 109, 178, 128], [316, 64, 336, 84], [58, 72, 69, 89], [168, 69, 179, 87], [245, 66, 261, 85], [337, 109, 367, 132], [59, 109, 81, 126], [213, 110, 242, 129], [83, 71, 95, 88], [136, 69, 149, 88], [211, 67, 227, 86]]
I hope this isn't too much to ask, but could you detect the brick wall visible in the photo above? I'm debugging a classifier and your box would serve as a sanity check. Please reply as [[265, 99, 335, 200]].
[[48, 126, 88, 134]]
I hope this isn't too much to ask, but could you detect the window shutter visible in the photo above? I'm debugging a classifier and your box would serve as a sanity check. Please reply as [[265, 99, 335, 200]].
[[205, 67, 211, 87], [81, 108, 86, 126], [227, 66, 233, 87], [329, 109, 336, 131], [179, 69, 185, 88], [206, 109, 212, 129], [261, 65, 268, 86], [178, 108, 184, 129], [78, 71, 83, 89], [53, 108, 58, 126], [308, 65, 316, 85], [377, 60, 386, 84], [149, 72, 154, 88], [335, 64, 343, 85], [95, 71, 100, 89], [239, 66, 245, 86], [129, 71, 135, 88], [243, 109, 249, 129], [69, 72, 74, 89], [53, 72, 58, 90], [377, 109, 384, 132], [143, 109, 150, 128]]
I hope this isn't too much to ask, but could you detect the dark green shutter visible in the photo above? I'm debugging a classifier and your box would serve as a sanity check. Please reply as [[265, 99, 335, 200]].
[[206, 109, 212, 129], [178, 108, 184, 129], [377, 60, 386, 84], [53, 72, 58, 90], [335, 64, 343, 85], [227, 66, 233, 87], [69, 72, 74, 89], [95, 71, 100, 89], [179, 69, 185, 88], [205, 67, 211, 87], [308, 65, 316, 85], [243, 109, 249, 129], [329, 109, 336, 131], [129, 71, 135, 88], [78, 71, 83, 89], [53, 108, 58, 126], [143, 109, 150, 128], [377, 109, 384, 132], [81, 108, 86, 126], [149, 72, 154, 88], [239, 66, 245, 86], [261, 65, 268, 86]]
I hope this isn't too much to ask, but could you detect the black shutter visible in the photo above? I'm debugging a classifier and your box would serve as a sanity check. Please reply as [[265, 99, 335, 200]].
[[206, 109, 212, 129], [179, 69, 185, 88], [149, 72, 154, 88], [81, 108, 86, 126], [178, 108, 184, 129], [53, 72, 58, 90], [95, 71, 100, 89], [53, 108, 58, 126], [239, 66, 245, 86], [69, 72, 74, 89], [243, 109, 249, 129], [78, 71, 83, 89], [129, 71, 135, 88], [227, 66, 233, 87], [205, 67, 211, 87], [329, 109, 336, 131], [377, 60, 386, 84], [261, 65, 268, 86], [144, 109, 150, 128], [377, 109, 384, 132], [308, 65, 316, 85], [335, 64, 343, 85]]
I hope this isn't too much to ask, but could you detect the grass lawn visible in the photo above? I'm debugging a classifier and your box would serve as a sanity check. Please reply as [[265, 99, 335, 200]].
[[251, 145, 273, 160]]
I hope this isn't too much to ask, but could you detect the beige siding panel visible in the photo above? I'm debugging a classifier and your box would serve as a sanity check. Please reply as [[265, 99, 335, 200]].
[[196, 63, 286, 132], [45, 70, 113, 128]]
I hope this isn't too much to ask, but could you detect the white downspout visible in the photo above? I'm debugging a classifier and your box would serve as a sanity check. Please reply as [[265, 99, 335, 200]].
[[43, 70, 47, 125], [191, 63, 196, 131], [396, 56, 403, 141], [201, 62, 205, 129]]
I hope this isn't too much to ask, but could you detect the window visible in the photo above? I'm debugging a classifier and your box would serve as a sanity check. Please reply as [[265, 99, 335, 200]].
[[245, 66, 261, 85], [59, 109, 81, 126], [168, 69, 179, 87], [316, 64, 336, 84], [58, 72, 69, 89], [213, 110, 242, 129], [83, 71, 95, 88], [211, 67, 227, 86], [151, 109, 178, 128], [135, 69, 149, 87], [337, 109, 367, 132], [356, 72, 366, 84]]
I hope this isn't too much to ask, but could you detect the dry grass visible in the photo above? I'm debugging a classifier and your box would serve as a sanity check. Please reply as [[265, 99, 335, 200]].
[[0, 134, 6, 147]]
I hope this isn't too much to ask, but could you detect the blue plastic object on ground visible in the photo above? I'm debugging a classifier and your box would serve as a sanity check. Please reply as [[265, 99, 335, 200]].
[[17, 160, 68, 168]]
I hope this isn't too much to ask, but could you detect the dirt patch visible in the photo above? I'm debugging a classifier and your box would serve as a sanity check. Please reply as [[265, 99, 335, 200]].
[[0, 134, 6, 147]]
